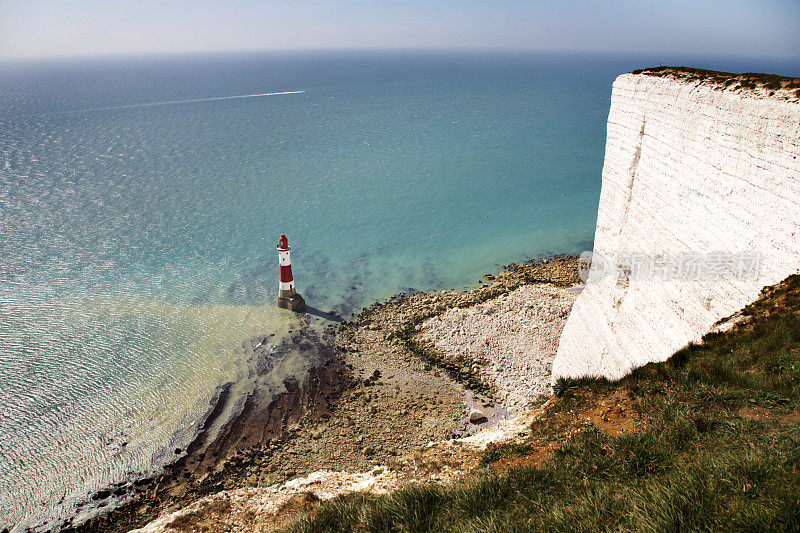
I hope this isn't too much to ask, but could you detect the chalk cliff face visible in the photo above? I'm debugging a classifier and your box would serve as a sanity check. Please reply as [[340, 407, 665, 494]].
[[553, 71, 800, 380]]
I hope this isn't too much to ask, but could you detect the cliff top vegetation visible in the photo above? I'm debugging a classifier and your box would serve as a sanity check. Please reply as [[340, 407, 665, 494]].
[[632, 66, 800, 98]]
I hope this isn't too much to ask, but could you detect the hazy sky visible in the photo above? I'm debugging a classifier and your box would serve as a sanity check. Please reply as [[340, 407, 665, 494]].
[[0, 0, 798, 59]]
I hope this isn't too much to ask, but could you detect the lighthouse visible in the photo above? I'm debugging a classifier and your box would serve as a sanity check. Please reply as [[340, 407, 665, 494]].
[[277, 234, 305, 311]]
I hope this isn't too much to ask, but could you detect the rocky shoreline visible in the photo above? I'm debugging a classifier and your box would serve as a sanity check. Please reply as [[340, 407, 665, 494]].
[[73, 255, 581, 533], [70, 327, 348, 533]]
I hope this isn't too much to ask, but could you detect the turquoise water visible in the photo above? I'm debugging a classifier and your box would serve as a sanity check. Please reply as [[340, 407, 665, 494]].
[[1, 51, 798, 530]]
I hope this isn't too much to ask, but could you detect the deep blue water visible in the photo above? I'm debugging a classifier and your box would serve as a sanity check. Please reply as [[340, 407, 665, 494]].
[[1, 50, 798, 530]]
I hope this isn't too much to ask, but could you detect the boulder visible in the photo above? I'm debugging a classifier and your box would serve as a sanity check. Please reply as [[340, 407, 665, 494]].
[[469, 407, 487, 424]]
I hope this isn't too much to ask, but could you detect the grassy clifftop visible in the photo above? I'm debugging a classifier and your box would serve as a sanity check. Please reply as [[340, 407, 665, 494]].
[[631, 66, 800, 99], [286, 274, 800, 532]]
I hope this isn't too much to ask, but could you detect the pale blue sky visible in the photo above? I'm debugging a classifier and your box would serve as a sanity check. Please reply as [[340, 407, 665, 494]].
[[0, 0, 798, 59]]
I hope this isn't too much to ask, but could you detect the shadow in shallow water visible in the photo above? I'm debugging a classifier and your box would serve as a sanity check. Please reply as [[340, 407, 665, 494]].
[[302, 306, 344, 322]]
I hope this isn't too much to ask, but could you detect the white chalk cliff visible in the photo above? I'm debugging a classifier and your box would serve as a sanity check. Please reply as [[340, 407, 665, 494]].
[[553, 70, 800, 380]]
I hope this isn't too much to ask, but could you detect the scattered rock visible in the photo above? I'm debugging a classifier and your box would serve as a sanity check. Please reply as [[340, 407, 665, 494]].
[[469, 408, 488, 424], [92, 490, 111, 501]]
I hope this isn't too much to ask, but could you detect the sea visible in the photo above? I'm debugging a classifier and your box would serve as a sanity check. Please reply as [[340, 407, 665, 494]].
[[1, 50, 798, 531]]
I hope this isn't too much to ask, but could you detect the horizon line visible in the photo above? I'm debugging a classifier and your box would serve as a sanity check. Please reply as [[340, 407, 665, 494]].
[[2, 46, 800, 64]]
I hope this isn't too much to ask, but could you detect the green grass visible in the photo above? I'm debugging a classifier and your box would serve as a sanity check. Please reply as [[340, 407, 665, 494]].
[[285, 275, 800, 532]]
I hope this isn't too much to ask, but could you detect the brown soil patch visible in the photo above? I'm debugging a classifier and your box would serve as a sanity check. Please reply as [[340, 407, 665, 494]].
[[535, 389, 648, 440], [738, 406, 800, 424], [490, 443, 558, 474], [584, 390, 643, 436]]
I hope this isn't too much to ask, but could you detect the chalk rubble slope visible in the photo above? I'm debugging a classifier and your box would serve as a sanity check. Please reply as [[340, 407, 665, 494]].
[[420, 283, 578, 409]]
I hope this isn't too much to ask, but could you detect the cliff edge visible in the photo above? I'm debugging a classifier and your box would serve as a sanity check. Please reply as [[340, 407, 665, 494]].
[[553, 68, 800, 380]]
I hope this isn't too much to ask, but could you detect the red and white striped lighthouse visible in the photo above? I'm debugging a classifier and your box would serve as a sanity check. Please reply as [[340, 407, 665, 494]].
[[277, 234, 305, 311]]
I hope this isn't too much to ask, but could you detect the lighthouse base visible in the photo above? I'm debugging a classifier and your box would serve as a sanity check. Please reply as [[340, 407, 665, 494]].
[[278, 293, 306, 312]]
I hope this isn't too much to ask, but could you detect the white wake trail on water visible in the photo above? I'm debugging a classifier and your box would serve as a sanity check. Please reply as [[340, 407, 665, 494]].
[[48, 90, 306, 115]]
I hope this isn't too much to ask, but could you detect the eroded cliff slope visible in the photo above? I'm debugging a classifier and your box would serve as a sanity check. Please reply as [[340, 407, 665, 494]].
[[553, 68, 800, 380]]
